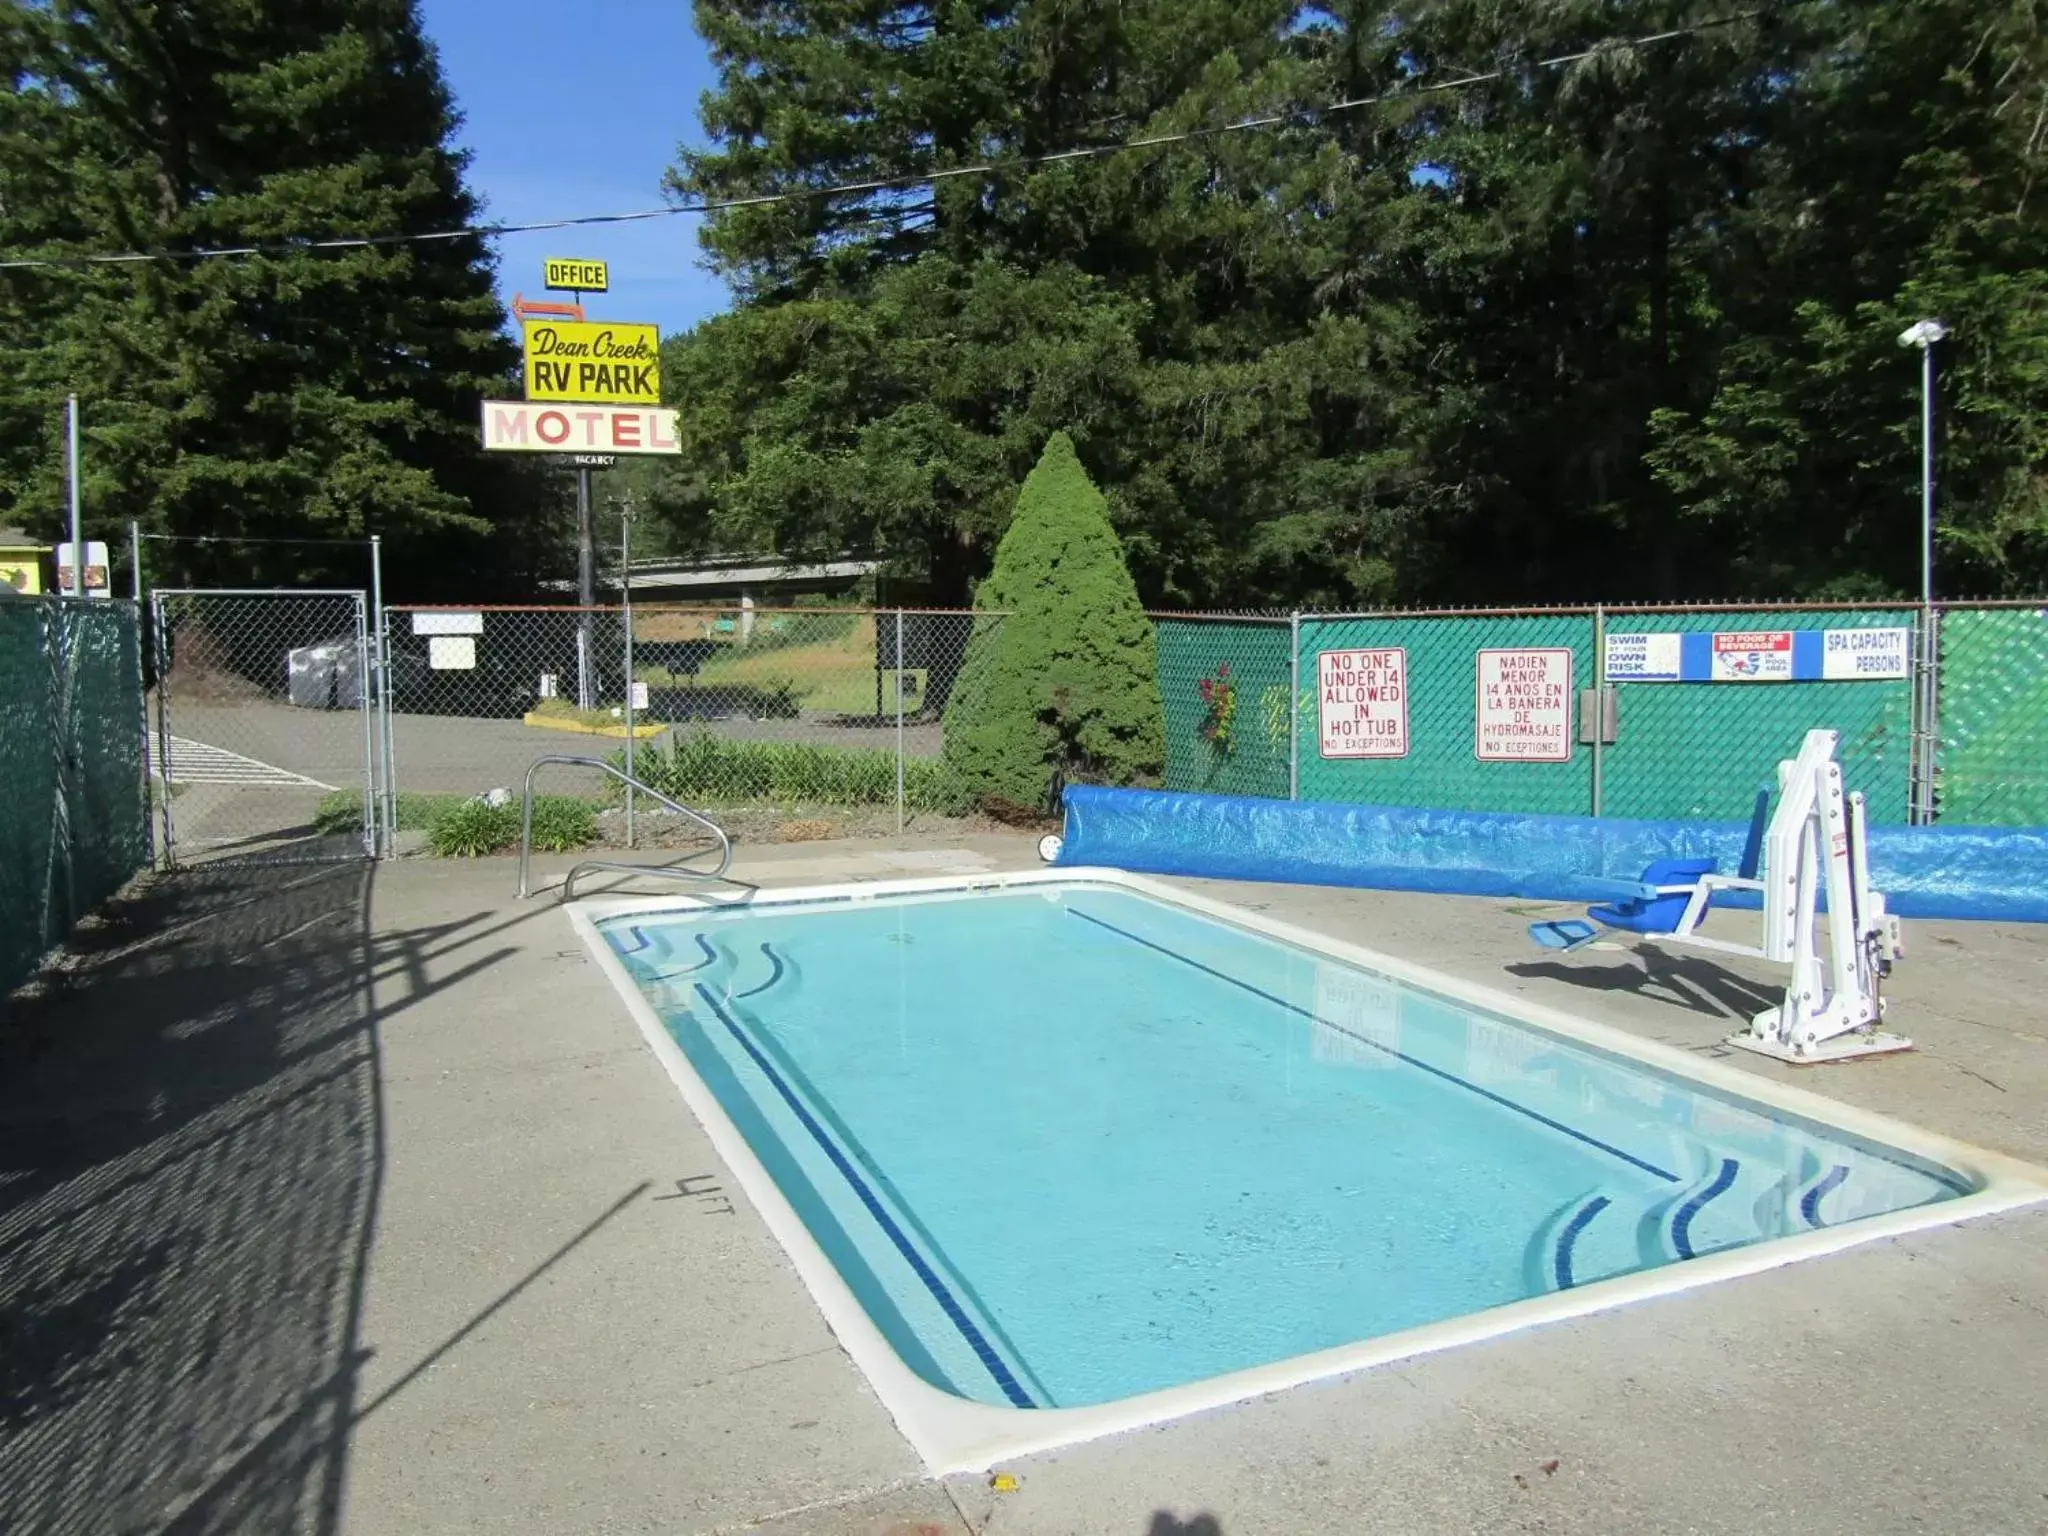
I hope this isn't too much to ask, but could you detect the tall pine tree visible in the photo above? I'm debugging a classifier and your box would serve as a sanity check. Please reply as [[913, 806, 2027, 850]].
[[0, 0, 542, 592]]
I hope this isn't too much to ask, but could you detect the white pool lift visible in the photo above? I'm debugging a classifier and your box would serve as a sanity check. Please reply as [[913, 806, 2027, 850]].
[[1531, 728, 1911, 1064]]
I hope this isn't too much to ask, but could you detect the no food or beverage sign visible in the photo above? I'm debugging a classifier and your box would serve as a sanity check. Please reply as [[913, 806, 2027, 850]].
[[1318, 648, 1408, 758]]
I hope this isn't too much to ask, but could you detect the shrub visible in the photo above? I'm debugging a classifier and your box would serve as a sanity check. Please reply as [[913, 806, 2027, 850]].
[[526, 795, 597, 853], [942, 432, 1164, 809], [315, 790, 467, 834], [625, 732, 974, 815], [427, 799, 515, 858]]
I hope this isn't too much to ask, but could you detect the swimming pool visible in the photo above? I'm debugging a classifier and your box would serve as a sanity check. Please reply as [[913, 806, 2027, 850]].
[[575, 870, 2046, 1471]]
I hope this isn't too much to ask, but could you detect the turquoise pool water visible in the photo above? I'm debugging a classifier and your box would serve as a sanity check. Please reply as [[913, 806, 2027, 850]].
[[601, 883, 1964, 1410]]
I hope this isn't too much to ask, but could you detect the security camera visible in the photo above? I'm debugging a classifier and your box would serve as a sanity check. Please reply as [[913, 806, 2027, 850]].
[[1897, 319, 1949, 348]]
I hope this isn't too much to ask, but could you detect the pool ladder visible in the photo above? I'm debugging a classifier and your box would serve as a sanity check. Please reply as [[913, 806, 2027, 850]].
[[517, 754, 736, 900]]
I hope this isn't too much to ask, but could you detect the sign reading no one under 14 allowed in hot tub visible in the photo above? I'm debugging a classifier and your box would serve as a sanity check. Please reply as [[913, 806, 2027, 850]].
[[1318, 648, 1409, 758]]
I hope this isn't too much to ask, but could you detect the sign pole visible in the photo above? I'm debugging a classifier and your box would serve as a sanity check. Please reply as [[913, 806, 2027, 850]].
[[66, 394, 83, 597], [576, 464, 596, 710]]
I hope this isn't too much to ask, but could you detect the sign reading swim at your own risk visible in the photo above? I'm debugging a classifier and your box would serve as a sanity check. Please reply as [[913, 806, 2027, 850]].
[[1318, 648, 1409, 758], [1475, 648, 1572, 762]]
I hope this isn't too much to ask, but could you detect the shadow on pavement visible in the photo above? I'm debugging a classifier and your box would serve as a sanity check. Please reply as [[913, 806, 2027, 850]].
[[1148, 1513, 1223, 1535], [1506, 945, 1781, 1022], [0, 860, 510, 1535]]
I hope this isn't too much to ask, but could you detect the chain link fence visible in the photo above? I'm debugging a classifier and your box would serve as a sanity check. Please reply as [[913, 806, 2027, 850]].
[[1155, 616, 1294, 799], [379, 606, 1000, 847], [1, 595, 148, 995], [1937, 605, 2048, 826], [150, 591, 376, 864], [1159, 603, 2047, 828]]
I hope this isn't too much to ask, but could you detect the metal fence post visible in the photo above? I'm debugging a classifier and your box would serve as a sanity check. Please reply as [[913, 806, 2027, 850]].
[[1916, 605, 1944, 824], [1288, 611, 1301, 800], [1590, 603, 1605, 818], [128, 521, 153, 869], [895, 609, 906, 833], [150, 593, 178, 867], [370, 535, 396, 856], [622, 513, 636, 849]]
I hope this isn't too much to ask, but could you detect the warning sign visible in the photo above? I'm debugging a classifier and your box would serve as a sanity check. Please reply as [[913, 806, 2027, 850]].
[[1318, 648, 1408, 758], [1711, 630, 1794, 682], [1475, 648, 1573, 762], [522, 320, 661, 404]]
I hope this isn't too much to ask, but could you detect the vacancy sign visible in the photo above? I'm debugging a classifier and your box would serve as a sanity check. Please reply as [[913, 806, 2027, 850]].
[[481, 400, 680, 455], [1318, 648, 1408, 758], [1476, 648, 1573, 762], [521, 320, 661, 404]]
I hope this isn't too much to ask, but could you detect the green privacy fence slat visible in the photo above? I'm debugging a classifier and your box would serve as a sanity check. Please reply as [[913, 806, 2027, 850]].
[[0, 598, 148, 998], [1597, 609, 1916, 824], [1156, 620, 1293, 798], [1296, 615, 1596, 815], [1938, 607, 2048, 826]]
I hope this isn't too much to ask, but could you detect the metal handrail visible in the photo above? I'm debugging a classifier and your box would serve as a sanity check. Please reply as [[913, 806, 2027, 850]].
[[518, 755, 734, 899]]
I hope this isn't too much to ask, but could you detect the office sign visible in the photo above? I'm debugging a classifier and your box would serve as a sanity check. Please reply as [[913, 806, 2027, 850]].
[[542, 258, 609, 292]]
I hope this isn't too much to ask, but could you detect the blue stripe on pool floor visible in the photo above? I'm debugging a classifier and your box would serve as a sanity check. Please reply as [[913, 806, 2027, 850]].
[[1066, 906, 1681, 1185], [1800, 1164, 1851, 1229], [692, 983, 1036, 1409], [1671, 1158, 1741, 1259], [1552, 1195, 1612, 1291], [734, 942, 787, 1000]]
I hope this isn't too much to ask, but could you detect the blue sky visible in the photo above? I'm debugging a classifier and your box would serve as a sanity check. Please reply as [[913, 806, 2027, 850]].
[[418, 1, 731, 337]]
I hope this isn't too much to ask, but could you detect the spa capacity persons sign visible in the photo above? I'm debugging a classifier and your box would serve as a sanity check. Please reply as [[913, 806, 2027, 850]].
[[1475, 648, 1573, 762], [1318, 648, 1408, 758]]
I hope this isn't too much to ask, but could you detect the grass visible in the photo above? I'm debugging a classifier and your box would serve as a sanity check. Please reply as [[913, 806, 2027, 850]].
[[639, 612, 928, 718], [314, 788, 596, 856], [624, 731, 974, 815]]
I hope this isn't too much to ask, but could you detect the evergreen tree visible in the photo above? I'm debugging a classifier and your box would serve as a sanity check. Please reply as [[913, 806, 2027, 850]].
[[942, 431, 1163, 809], [0, 0, 543, 593], [663, 0, 2046, 605]]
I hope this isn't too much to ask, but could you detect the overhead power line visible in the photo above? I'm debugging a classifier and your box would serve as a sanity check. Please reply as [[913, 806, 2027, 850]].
[[0, 12, 1760, 273]]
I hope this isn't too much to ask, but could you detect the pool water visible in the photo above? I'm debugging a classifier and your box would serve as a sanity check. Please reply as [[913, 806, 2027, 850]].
[[600, 884, 1963, 1410]]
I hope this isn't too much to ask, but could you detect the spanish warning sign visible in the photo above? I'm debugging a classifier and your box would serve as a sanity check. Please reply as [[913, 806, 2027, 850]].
[[1475, 647, 1572, 761], [1318, 648, 1408, 758], [522, 320, 661, 404]]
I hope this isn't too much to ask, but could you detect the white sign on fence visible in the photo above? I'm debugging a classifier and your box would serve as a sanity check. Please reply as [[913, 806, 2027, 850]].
[[1318, 648, 1409, 758], [628, 680, 650, 710], [413, 611, 484, 636], [1604, 631, 1683, 681], [1475, 647, 1573, 762], [427, 636, 476, 670], [1822, 627, 1912, 680]]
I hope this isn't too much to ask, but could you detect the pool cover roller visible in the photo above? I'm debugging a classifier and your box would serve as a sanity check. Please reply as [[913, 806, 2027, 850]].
[[1053, 785, 2048, 924]]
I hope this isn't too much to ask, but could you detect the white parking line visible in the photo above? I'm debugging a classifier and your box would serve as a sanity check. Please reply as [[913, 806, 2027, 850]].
[[156, 735, 336, 790]]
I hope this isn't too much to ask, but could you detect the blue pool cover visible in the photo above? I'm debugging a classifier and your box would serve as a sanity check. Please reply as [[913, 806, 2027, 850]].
[[1056, 786, 2048, 924]]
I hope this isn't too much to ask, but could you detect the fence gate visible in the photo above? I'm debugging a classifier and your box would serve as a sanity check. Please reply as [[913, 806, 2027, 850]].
[[150, 590, 378, 866]]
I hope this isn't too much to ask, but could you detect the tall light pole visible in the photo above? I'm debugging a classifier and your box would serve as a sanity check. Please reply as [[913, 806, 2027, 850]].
[[1897, 318, 1947, 824]]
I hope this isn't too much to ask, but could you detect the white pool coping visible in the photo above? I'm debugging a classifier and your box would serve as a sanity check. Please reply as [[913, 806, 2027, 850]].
[[567, 867, 2048, 1475]]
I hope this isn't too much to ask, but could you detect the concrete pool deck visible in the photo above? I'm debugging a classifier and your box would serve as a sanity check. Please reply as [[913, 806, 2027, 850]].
[[3, 837, 2045, 1534]]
